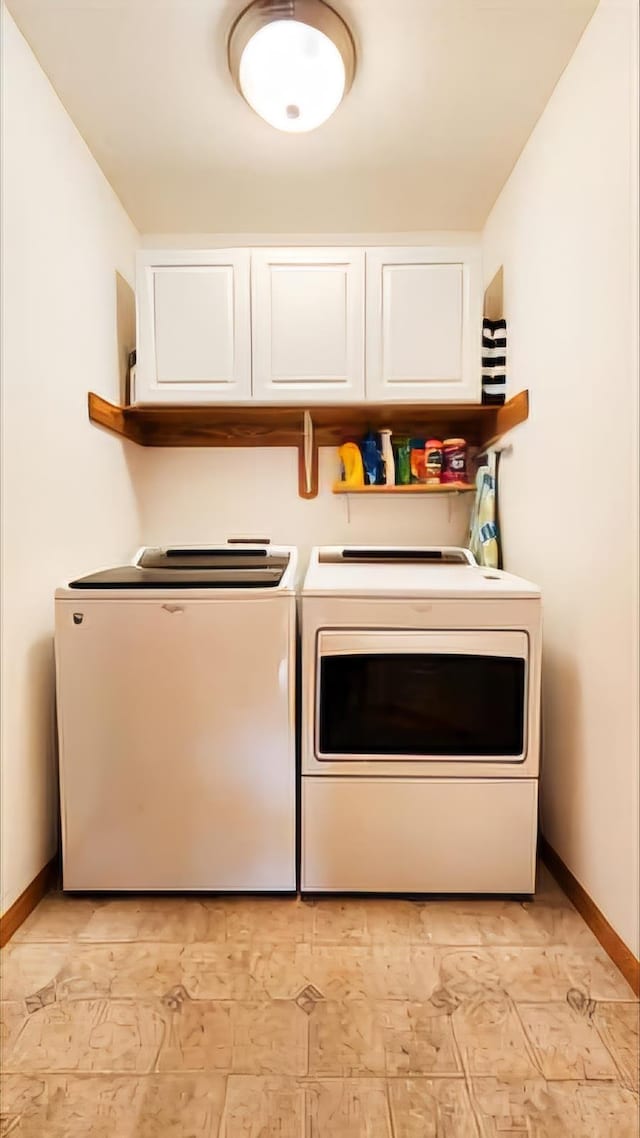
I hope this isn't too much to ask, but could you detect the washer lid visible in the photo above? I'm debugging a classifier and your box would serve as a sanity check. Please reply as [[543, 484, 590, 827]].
[[303, 546, 541, 599], [68, 545, 291, 589], [318, 546, 475, 565]]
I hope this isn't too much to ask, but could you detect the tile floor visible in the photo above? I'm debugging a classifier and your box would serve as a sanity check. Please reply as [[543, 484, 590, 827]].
[[0, 866, 638, 1136]]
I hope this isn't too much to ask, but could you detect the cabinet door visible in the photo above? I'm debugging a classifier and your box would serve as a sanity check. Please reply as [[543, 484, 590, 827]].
[[252, 249, 365, 402], [366, 247, 482, 403], [135, 250, 251, 403]]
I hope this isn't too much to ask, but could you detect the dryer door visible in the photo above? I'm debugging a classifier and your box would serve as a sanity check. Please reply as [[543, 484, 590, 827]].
[[311, 628, 536, 777]]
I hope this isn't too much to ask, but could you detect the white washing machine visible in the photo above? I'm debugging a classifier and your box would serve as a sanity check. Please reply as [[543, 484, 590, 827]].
[[55, 543, 297, 892], [301, 546, 542, 895]]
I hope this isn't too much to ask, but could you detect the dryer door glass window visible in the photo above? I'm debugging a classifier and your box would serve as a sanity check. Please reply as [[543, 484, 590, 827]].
[[316, 630, 528, 762]]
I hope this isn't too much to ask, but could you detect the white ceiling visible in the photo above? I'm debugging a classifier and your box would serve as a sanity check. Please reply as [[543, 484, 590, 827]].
[[6, 0, 598, 234]]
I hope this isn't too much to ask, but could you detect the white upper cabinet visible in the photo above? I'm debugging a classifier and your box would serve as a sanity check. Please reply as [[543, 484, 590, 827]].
[[134, 250, 251, 404], [365, 247, 483, 402], [251, 249, 365, 402], [134, 245, 481, 406]]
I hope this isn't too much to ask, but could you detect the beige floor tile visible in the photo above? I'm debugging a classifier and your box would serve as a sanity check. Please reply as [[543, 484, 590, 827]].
[[470, 1076, 640, 1138], [221, 1076, 393, 1138], [1, 942, 71, 1002], [54, 942, 185, 1001], [0, 1073, 139, 1137], [493, 947, 637, 1002], [262, 945, 324, 1002], [388, 1077, 479, 1138], [519, 901, 602, 948], [517, 1001, 619, 1080], [433, 945, 616, 1005], [157, 998, 307, 1075], [78, 898, 227, 943], [227, 941, 439, 1005], [469, 1075, 561, 1136], [220, 898, 313, 944], [306, 1077, 392, 1137], [182, 943, 301, 1001], [230, 1000, 308, 1075], [468, 1076, 557, 1137], [291, 944, 439, 1003], [208, 942, 441, 1004], [134, 1074, 227, 1136], [332, 944, 438, 1002], [537, 1080, 640, 1138], [156, 999, 233, 1072], [417, 900, 535, 948], [362, 901, 423, 946], [12, 895, 100, 943], [594, 1002, 640, 1092], [553, 948, 637, 1000], [416, 898, 599, 948], [451, 989, 539, 1079], [3, 999, 165, 1074], [0, 1073, 226, 1137], [434, 948, 504, 1010], [1, 1001, 27, 1062], [436, 945, 634, 1006], [309, 899, 420, 946], [309, 1000, 461, 1077], [220, 1076, 305, 1137]]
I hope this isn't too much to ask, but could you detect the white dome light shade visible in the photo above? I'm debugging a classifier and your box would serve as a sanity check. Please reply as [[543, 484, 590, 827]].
[[239, 20, 344, 132], [229, 1, 355, 134]]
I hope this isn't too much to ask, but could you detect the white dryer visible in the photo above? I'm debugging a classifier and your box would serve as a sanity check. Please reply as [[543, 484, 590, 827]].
[[301, 546, 542, 895], [55, 543, 297, 892]]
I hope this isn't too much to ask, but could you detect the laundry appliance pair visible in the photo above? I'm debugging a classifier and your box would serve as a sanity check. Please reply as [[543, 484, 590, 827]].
[[55, 544, 541, 894]]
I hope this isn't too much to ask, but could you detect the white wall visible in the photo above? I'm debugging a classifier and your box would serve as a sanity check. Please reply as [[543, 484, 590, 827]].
[[134, 447, 471, 575], [483, 0, 639, 954], [0, 9, 142, 915]]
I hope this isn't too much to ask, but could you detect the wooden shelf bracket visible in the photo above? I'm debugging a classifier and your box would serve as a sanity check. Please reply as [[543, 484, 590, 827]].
[[298, 410, 319, 499]]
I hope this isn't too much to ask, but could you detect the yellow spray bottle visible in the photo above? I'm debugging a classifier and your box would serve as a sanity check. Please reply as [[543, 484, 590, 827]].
[[337, 442, 365, 488]]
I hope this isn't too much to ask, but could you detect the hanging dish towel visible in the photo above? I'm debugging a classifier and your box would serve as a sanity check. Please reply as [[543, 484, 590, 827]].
[[482, 317, 507, 405], [469, 450, 501, 568]]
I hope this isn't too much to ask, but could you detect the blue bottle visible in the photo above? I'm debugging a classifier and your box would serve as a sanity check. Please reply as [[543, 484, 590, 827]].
[[360, 432, 384, 485]]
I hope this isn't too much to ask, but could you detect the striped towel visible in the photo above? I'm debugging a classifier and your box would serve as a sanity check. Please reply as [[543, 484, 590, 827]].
[[482, 317, 506, 405]]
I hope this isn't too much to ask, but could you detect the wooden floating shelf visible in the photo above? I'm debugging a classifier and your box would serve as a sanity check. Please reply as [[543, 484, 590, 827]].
[[333, 482, 476, 495], [88, 389, 529, 500]]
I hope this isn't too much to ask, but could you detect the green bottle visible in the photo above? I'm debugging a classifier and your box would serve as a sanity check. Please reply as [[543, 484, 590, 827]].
[[394, 437, 411, 485]]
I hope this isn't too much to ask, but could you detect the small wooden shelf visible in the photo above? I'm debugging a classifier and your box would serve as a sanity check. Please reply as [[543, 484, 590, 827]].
[[88, 389, 528, 500], [333, 482, 475, 495]]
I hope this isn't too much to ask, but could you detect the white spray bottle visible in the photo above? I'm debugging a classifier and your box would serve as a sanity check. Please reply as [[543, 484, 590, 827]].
[[379, 429, 395, 487]]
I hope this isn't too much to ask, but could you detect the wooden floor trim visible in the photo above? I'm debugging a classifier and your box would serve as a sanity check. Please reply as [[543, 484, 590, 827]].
[[540, 835, 640, 997], [0, 857, 58, 948]]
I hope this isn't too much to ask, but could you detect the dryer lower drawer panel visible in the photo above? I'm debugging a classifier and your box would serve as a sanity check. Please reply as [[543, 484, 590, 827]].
[[302, 777, 537, 894]]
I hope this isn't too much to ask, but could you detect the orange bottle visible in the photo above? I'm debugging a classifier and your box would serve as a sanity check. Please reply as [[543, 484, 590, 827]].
[[424, 439, 443, 484]]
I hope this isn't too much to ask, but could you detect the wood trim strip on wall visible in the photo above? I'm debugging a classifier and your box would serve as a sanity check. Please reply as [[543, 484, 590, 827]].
[[0, 857, 58, 948], [540, 835, 640, 997]]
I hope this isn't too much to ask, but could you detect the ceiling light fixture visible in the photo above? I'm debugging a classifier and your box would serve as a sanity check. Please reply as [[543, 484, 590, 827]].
[[228, 0, 356, 133]]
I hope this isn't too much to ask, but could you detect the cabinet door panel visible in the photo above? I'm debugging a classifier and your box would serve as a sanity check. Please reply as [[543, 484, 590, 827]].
[[135, 250, 251, 403], [366, 247, 482, 403], [154, 268, 234, 382], [252, 249, 365, 402], [383, 264, 462, 381]]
